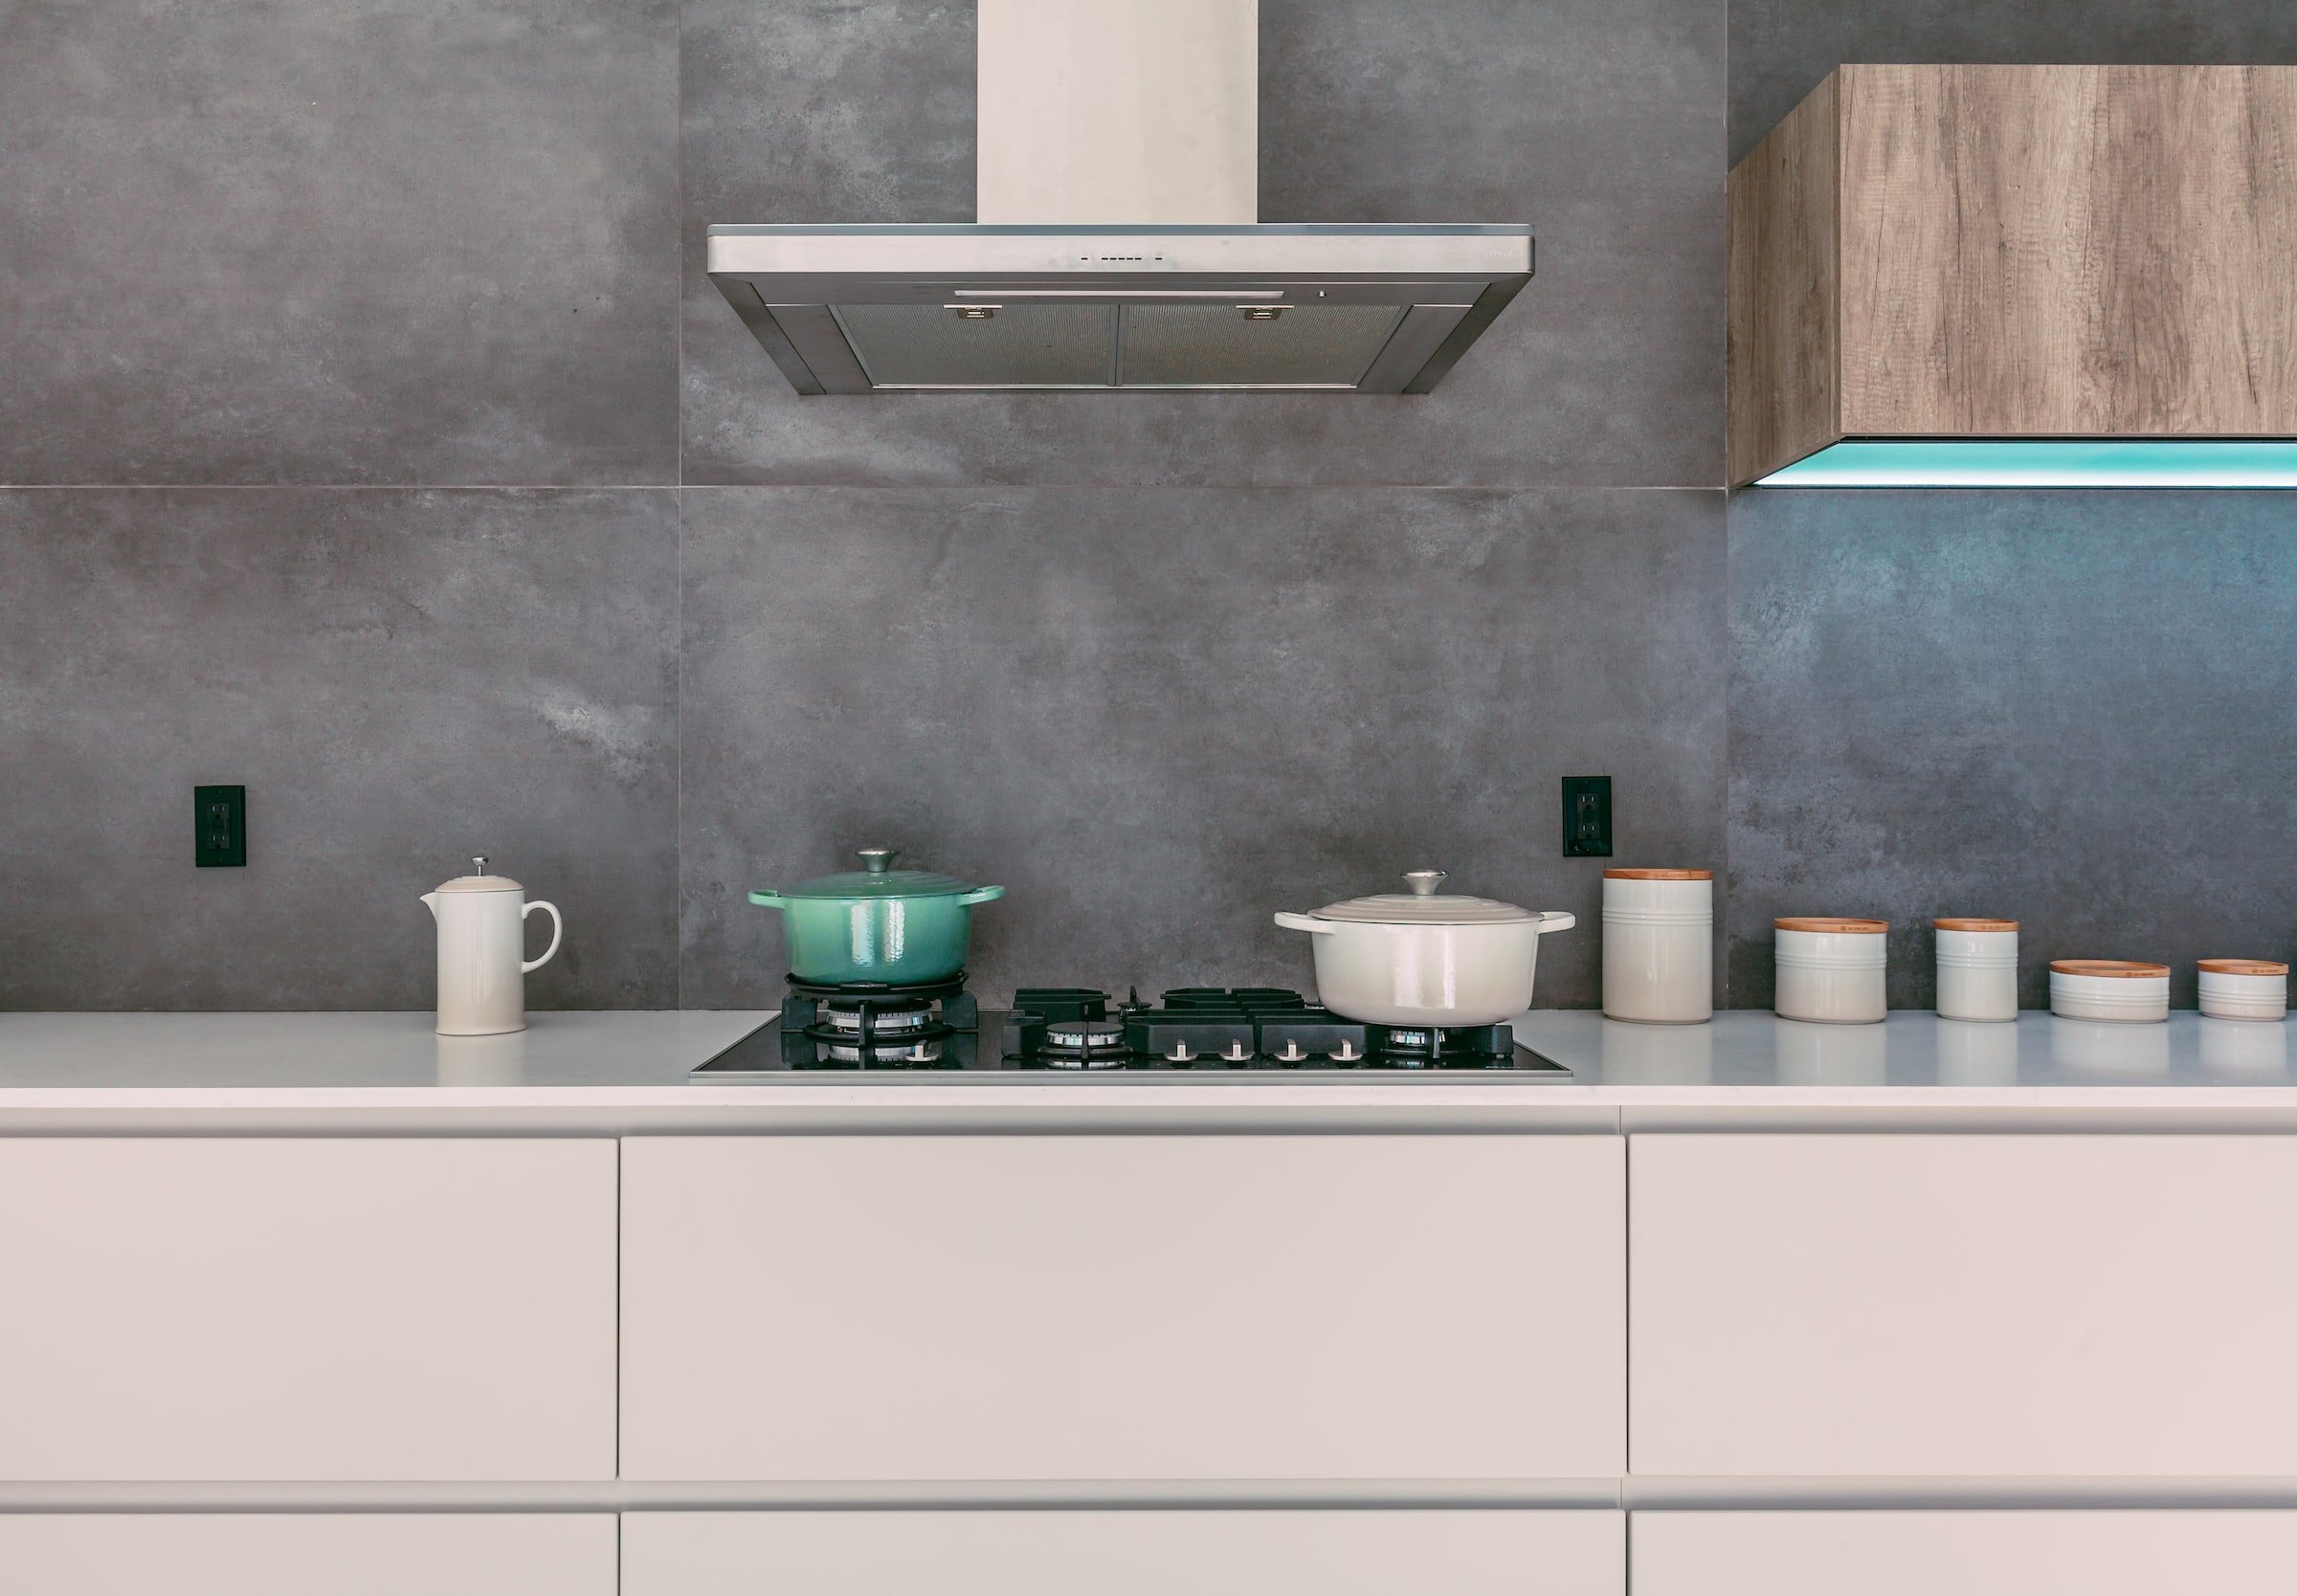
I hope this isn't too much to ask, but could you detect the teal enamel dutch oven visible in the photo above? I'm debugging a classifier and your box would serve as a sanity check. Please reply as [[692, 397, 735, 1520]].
[[748, 849, 1005, 986]]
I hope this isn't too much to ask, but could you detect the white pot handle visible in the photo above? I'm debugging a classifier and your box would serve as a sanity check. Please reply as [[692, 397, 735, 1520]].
[[522, 899, 564, 973], [1273, 912, 1333, 935], [1533, 911, 1576, 934]]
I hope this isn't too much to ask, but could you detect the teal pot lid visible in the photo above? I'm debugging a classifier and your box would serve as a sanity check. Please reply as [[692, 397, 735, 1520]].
[[776, 848, 988, 900]]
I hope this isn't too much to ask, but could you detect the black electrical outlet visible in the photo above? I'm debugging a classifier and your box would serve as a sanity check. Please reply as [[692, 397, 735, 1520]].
[[1561, 775, 1612, 857], [194, 784, 246, 868]]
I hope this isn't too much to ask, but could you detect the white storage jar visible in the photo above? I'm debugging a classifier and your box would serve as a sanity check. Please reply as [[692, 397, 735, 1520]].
[[1933, 917, 2019, 1022], [2197, 958, 2288, 1022], [2049, 960, 2170, 1024], [1601, 868, 1713, 1025], [1774, 917, 1888, 1025]]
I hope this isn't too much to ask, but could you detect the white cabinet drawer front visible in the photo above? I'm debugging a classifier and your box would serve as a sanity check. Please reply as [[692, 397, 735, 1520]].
[[625, 1509, 1624, 1596], [1631, 1135, 2297, 1475], [622, 1135, 1624, 1480], [1634, 1511, 2297, 1594], [0, 1513, 617, 1596], [0, 1139, 616, 1480]]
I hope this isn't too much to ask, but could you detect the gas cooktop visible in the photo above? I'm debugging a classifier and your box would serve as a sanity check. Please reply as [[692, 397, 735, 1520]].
[[691, 981, 1573, 1081]]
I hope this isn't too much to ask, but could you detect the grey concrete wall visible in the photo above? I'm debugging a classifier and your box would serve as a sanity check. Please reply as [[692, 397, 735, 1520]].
[[2, 0, 2290, 1010]]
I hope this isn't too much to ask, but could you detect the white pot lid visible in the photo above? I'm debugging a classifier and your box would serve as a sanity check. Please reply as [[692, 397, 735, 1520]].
[[432, 854, 523, 894], [1307, 870, 1533, 925]]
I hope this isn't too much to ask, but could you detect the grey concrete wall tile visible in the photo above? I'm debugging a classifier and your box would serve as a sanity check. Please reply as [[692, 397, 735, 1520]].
[[0, 489, 680, 1009], [0, 2, 680, 485], [682, 0, 1723, 488], [1730, 0, 2297, 164], [680, 486, 1726, 1009], [1727, 490, 2297, 1010]]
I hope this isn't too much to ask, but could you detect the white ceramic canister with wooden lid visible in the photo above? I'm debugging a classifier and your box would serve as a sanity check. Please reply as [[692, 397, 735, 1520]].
[[2049, 960, 2170, 1024], [1774, 917, 1888, 1024], [1601, 868, 1713, 1024], [2197, 958, 2288, 1022], [1934, 917, 2018, 1022]]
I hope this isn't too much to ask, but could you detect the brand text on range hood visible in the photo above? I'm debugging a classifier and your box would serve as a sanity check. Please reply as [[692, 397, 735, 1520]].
[[706, 1, 1533, 395]]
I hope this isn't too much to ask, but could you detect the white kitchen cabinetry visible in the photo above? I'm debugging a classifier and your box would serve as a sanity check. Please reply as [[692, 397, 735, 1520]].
[[624, 1509, 1624, 1596], [621, 1134, 1624, 1481], [1631, 1135, 2297, 1475], [1632, 1510, 2297, 1593], [0, 1139, 616, 1480], [0, 1514, 617, 1596]]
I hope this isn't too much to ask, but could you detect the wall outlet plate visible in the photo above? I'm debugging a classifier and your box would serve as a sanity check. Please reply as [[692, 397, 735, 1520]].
[[194, 784, 246, 868], [1561, 774, 1612, 857]]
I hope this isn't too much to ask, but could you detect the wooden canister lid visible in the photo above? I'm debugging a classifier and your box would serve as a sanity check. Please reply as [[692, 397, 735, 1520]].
[[2050, 960, 2170, 978], [1933, 917, 2018, 932], [1603, 868, 1712, 880], [2198, 958, 2289, 976], [1775, 917, 1887, 934]]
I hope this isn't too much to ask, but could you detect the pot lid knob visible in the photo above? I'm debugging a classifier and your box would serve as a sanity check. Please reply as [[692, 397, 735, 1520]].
[[470, 855, 488, 876], [857, 848, 898, 874], [1403, 870, 1448, 897]]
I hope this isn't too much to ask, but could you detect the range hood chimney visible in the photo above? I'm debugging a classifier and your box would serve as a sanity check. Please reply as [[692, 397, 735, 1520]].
[[976, 0, 1258, 225], [707, 0, 1532, 394]]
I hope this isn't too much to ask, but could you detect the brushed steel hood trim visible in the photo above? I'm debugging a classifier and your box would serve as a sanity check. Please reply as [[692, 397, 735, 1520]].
[[706, 225, 1532, 395], [708, 224, 1533, 278]]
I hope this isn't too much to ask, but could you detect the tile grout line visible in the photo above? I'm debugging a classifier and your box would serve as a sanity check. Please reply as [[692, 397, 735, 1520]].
[[674, 0, 686, 1017], [0, 482, 1731, 494]]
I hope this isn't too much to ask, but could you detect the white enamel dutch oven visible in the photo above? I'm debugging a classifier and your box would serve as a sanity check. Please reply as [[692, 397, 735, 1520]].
[[1275, 870, 1575, 1027]]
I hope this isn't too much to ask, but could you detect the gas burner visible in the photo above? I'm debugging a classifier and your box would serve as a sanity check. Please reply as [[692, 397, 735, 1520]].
[[1368, 1021, 1514, 1068], [1042, 1017, 1128, 1069], [817, 1003, 935, 1035], [819, 1037, 947, 1065]]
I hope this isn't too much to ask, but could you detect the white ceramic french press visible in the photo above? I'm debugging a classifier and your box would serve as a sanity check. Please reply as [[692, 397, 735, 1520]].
[[420, 856, 562, 1036]]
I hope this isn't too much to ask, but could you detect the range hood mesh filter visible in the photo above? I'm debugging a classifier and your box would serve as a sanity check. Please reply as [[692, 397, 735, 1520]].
[[1119, 302, 1408, 388], [833, 301, 1115, 387]]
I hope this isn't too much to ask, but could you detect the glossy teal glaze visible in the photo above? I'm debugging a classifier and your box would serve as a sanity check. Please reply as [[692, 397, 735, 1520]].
[[748, 851, 1004, 985]]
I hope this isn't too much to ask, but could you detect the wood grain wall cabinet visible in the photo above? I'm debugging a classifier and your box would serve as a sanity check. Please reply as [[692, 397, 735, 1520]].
[[1728, 65, 2297, 486]]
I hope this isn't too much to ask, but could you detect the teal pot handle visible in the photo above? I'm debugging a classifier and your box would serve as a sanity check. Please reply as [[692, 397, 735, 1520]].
[[958, 884, 1006, 906], [747, 890, 786, 909]]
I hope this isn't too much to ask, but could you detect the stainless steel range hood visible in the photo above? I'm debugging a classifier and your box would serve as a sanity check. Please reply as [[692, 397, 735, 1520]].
[[707, 1, 1533, 395]]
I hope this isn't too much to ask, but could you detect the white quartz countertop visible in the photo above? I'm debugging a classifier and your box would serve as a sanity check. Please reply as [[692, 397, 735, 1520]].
[[0, 1009, 2292, 1130]]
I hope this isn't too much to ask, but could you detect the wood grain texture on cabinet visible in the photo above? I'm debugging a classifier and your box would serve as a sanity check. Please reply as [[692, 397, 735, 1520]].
[[1633, 1511, 2297, 1595], [624, 1510, 1626, 1596], [1728, 65, 2297, 483], [1726, 69, 1839, 488], [0, 1514, 618, 1596], [1630, 1136, 2297, 1476], [620, 1135, 1625, 1481], [0, 1139, 617, 1481]]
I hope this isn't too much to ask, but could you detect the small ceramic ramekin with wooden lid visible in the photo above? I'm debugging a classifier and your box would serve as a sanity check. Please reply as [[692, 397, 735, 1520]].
[[1933, 918, 2018, 1023], [2197, 959, 2288, 1022], [1774, 917, 1887, 1024], [1601, 868, 1713, 1025], [2049, 960, 2170, 1024]]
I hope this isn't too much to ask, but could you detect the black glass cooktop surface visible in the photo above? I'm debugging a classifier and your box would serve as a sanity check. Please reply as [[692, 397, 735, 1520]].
[[692, 984, 1574, 1081]]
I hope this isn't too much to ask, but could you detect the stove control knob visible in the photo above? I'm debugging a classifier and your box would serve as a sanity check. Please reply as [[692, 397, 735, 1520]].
[[1223, 1041, 1251, 1061], [1278, 1040, 1307, 1063], [1167, 1043, 1196, 1062], [1333, 1040, 1360, 1062]]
